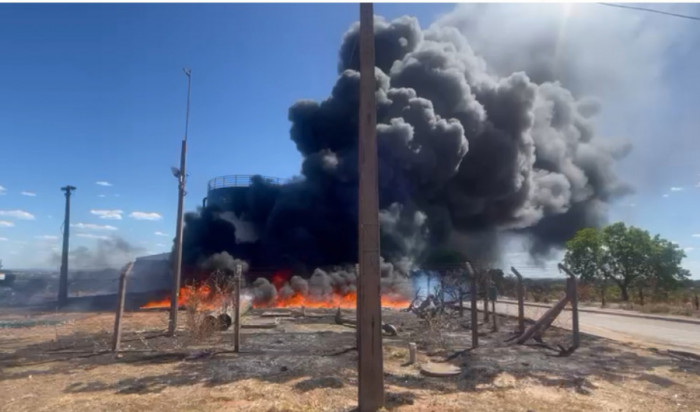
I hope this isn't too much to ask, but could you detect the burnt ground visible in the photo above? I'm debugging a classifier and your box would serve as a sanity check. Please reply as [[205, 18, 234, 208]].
[[1, 305, 699, 412]]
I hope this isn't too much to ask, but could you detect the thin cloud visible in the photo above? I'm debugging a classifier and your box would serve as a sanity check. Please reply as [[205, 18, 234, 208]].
[[662, 194, 670, 198], [129, 211, 162, 221], [154, 231, 169, 237], [0, 185, 6, 195], [96, 181, 112, 187], [0, 220, 14, 227], [35, 235, 58, 240], [670, 187, 684, 192], [684, 247, 695, 253], [155, 243, 167, 247], [71, 223, 118, 231], [692, 234, 700, 238], [90, 209, 123, 220], [76, 233, 110, 240], [0, 210, 35, 220], [21, 191, 37, 197], [97, 194, 107, 198], [0, 237, 8, 241]]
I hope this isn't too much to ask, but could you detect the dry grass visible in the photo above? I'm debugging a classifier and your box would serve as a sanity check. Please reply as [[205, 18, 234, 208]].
[[617, 302, 698, 317], [2, 307, 700, 412], [183, 284, 217, 341], [422, 311, 451, 353]]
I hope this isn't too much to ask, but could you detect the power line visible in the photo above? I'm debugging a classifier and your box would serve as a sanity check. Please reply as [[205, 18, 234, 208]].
[[598, 3, 700, 22]]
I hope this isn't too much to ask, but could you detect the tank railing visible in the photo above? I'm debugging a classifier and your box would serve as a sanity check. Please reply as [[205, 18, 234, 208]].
[[207, 175, 286, 191]]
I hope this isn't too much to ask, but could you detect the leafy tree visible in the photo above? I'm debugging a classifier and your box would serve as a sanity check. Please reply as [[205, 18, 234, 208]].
[[643, 236, 688, 302], [563, 227, 609, 304], [564, 222, 689, 302], [603, 223, 653, 302]]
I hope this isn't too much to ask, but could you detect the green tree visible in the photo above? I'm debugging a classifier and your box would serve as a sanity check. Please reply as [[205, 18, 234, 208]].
[[602, 223, 653, 302], [643, 236, 688, 301], [563, 227, 609, 304], [564, 222, 688, 302]]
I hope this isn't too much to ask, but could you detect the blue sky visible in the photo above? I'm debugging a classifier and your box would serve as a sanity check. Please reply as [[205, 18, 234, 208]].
[[0, 3, 699, 278]]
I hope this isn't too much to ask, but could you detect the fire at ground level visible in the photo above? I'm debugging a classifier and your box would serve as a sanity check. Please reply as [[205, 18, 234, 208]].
[[139, 265, 419, 311], [141, 285, 410, 310], [1, 305, 699, 411]]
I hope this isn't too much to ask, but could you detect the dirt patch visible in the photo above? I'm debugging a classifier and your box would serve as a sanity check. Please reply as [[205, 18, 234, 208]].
[[1, 307, 699, 411]]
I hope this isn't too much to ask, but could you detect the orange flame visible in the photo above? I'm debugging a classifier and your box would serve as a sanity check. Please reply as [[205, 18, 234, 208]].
[[140, 284, 220, 310], [251, 291, 409, 309], [141, 284, 410, 310]]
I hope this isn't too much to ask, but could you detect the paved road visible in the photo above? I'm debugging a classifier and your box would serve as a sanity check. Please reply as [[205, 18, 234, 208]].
[[474, 300, 700, 355]]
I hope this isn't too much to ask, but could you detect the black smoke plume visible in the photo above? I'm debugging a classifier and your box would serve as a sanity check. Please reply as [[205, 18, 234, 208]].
[[247, 261, 411, 307], [181, 14, 630, 280]]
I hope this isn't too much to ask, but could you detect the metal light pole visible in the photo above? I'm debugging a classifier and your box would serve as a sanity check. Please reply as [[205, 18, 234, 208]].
[[357, 3, 384, 411], [58, 185, 76, 307], [168, 68, 191, 336]]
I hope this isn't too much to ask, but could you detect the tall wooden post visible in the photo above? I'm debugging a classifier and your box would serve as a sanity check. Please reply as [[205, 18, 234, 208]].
[[510, 267, 525, 334], [466, 262, 478, 348], [491, 296, 498, 332], [439, 276, 445, 313], [559, 264, 580, 349], [357, 4, 384, 410], [482, 271, 490, 322], [112, 262, 133, 354], [234, 264, 242, 353]]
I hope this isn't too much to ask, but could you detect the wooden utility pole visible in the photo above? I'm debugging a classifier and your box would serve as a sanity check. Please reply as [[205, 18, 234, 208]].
[[169, 68, 191, 336], [234, 264, 242, 353], [58, 185, 76, 307], [510, 267, 525, 334], [356, 3, 384, 411], [466, 262, 478, 348], [112, 262, 134, 354]]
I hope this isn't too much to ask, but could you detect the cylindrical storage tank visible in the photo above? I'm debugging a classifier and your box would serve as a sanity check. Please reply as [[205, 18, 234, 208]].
[[206, 175, 285, 215]]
